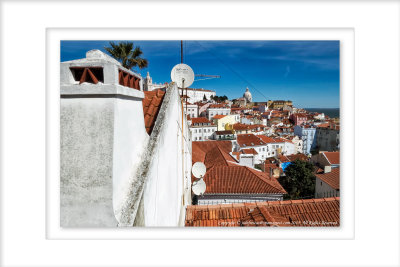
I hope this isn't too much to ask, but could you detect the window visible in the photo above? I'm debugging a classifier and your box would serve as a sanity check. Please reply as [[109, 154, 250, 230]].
[[70, 67, 105, 84]]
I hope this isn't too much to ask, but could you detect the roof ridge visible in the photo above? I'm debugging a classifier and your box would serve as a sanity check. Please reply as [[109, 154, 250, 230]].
[[245, 166, 287, 194], [215, 145, 230, 167], [322, 152, 331, 165]]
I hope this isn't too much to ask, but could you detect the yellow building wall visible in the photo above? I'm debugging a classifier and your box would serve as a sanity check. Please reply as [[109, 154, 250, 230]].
[[214, 115, 237, 131]]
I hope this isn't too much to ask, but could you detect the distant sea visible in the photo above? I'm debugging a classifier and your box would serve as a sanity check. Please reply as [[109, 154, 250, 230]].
[[304, 108, 340, 118]]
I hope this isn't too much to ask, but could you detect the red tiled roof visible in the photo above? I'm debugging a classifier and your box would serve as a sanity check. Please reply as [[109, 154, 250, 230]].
[[213, 115, 226, 119], [237, 134, 266, 147], [257, 135, 276, 143], [273, 137, 287, 143], [279, 155, 290, 163], [215, 130, 234, 135], [232, 151, 241, 160], [142, 89, 166, 134], [192, 141, 232, 164], [191, 117, 211, 124], [242, 148, 258, 155], [323, 152, 340, 165], [316, 168, 340, 190], [248, 124, 265, 129], [204, 146, 238, 169], [233, 123, 250, 130], [209, 104, 229, 109], [294, 113, 308, 118], [317, 123, 330, 128], [203, 166, 286, 194], [185, 197, 340, 227]]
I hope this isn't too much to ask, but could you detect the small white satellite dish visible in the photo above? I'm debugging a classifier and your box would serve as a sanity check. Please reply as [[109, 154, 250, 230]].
[[192, 162, 206, 179], [171, 63, 194, 88], [192, 179, 206, 196]]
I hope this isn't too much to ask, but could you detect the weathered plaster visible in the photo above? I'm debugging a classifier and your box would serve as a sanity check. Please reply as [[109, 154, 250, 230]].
[[118, 83, 192, 227]]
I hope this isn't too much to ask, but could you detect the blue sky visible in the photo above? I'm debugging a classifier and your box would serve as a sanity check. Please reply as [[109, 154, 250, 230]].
[[61, 40, 340, 108]]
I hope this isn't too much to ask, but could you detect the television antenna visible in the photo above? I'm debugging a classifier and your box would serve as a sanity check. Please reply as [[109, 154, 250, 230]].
[[194, 74, 221, 82], [171, 63, 194, 89], [192, 178, 206, 196], [192, 162, 206, 179], [191, 162, 207, 196]]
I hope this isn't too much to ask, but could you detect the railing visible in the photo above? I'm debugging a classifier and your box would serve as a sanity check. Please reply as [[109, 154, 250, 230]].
[[118, 69, 141, 90]]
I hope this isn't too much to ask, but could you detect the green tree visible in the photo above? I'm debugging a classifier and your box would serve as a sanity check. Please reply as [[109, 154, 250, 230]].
[[203, 94, 207, 101], [279, 159, 315, 200], [212, 95, 229, 103], [104, 41, 148, 70]]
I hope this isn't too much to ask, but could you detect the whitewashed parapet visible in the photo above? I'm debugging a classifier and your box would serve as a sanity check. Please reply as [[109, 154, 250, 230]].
[[60, 50, 148, 227], [61, 49, 143, 91]]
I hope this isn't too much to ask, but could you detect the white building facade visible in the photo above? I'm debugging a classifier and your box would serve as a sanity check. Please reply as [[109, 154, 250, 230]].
[[143, 72, 165, 91], [183, 102, 199, 118], [206, 107, 231, 120], [178, 88, 216, 103], [189, 118, 217, 141]]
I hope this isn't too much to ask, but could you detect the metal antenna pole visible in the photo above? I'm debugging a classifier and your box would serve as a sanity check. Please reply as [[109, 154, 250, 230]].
[[181, 40, 183, 64]]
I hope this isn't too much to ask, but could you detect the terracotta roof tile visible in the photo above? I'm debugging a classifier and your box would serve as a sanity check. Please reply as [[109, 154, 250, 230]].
[[191, 117, 212, 124], [237, 134, 266, 147], [215, 130, 234, 135], [142, 89, 166, 134], [204, 146, 238, 169], [242, 148, 258, 155], [233, 123, 250, 130], [257, 135, 276, 143], [192, 141, 232, 165], [203, 166, 286, 194], [213, 115, 226, 119], [323, 152, 340, 165], [185, 197, 340, 227], [209, 104, 229, 108], [316, 167, 340, 190]]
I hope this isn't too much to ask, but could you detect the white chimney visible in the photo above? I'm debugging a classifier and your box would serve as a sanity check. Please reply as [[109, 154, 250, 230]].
[[324, 165, 331, 173]]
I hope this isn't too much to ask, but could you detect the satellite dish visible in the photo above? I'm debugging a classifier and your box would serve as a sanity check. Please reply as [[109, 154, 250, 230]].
[[192, 162, 206, 179], [171, 63, 194, 88], [192, 179, 206, 196]]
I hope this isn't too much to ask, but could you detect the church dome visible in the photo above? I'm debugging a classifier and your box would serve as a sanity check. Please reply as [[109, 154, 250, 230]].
[[243, 87, 252, 103]]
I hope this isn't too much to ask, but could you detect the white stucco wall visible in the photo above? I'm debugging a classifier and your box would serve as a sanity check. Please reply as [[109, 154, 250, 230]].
[[239, 144, 268, 163], [239, 154, 255, 168], [141, 85, 192, 226], [61, 97, 118, 227], [61, 89, 148, 227], [315, 177, 339, 198], [112, 97, 149, 219], [60, 50, 149, 227]]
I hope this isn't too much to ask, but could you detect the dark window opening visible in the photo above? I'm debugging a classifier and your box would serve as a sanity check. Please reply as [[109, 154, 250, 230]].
[[70, 67, 104, 84]]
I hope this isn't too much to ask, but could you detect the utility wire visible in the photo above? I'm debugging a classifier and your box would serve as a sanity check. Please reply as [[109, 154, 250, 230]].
[[193, 41, 269, 102]]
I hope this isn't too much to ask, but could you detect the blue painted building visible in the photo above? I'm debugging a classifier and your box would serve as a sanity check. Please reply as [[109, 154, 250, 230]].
[[294, 125, 317, 155]]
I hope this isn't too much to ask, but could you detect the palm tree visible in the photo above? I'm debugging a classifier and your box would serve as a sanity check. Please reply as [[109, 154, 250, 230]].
[[104, 41, 148, 70]]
